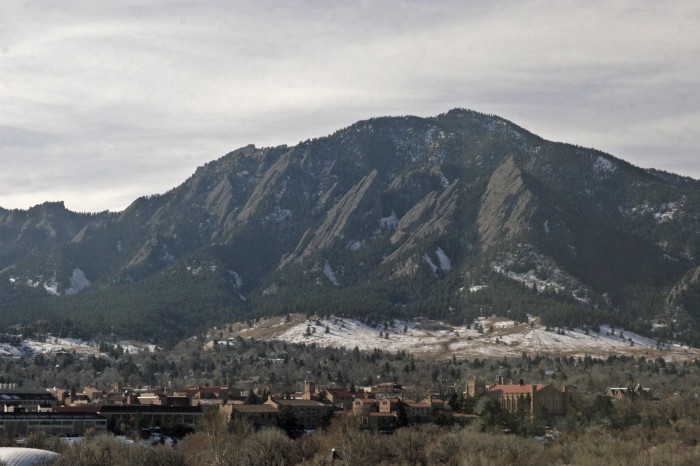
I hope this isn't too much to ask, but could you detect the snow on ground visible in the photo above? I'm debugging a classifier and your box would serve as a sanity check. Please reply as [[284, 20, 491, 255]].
[[65, 268, 91, 295], [346, 240, 363, 251], [229, 270, 243, 289], [232, 314, 700, 362], [593, 156, 616, 176], [0, 336, 156, 359], [493, 265, 566, 294], [654, 202, 678, 224], [467, 285, 488, 293], [423, 254, 438, 274], [379, 211, 399, 230], [435, 247, 451, 271], [323, 260, 340, 286], [22, 337, 101, 356], [270, 317, 478, 356], [43, 279, 59, 296]]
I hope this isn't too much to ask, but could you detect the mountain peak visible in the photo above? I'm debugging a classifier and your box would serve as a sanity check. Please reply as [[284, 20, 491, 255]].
[[1, 110, 700, 346]]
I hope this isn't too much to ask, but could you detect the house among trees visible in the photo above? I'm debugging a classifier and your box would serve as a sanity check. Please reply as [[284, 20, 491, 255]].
[[607, 384, 652, 401], [486, 376, 568, 417]]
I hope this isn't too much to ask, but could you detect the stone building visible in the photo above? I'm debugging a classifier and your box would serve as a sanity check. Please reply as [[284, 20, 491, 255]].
[[487, 378, 567, 417]]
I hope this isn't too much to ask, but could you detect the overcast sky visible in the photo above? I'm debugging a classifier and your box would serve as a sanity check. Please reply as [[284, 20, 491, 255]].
[[1, 1, 698, 212]]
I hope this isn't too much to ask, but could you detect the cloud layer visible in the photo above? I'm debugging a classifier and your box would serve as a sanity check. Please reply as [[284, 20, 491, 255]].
[[1, 0, 698, 212]]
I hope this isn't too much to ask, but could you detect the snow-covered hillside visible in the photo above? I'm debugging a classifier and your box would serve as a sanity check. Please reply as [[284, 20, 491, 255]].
[[0, 336, 156, 359], [222, 314, 699, 362]]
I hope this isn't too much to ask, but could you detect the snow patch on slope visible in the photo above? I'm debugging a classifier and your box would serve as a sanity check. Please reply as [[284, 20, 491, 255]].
[[468, 285, 488, 293], [229, 270, 243, 289], [346, 240, 363, 251], [593, 156, 616, 176], [44, 279, 60, 296], [0, 336, 156, 359], [65, 269, 91, 295], [423, 254, 438, 274], [435, 247, 451, 271], [379, 211, 399, 231], [492, 246, 590, 303], [654, 202, 678, 224], [323, 260, 339, 286], [264, 207, 292, 223]]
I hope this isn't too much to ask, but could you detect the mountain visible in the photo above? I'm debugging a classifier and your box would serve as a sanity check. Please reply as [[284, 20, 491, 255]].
[[2, 109, 700, 346]]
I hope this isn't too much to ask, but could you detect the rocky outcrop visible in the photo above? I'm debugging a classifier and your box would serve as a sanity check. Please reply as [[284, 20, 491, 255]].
[[477, 156, 536, 249], [235, 151, 292, 225], [384, 181, 459, 264], [204, 177, 236, 224], [0, 201, 101, 246], [664, 265, 700, 328], [284, 170, 381, 266], [314, 181, 340, 214]]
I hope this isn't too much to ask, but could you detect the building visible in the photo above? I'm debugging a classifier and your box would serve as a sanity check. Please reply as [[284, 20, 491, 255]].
[[465, 377, 486, 397], [185, 386, 229, 401], [607, 384, 652, 401], [379, 398, 400, 413], [364, 383, 402, 396], [352, 399, 378, 416], [302, 381, 320, 401], [56, 405, 203, 431], [0, 447, 60, 464], [324, 388, 354, 411], [0, 412, 107, 436], [0, 389, 58, 410], [137, 392, 165, 406], [230, 404, 279, 427], [487, 378, 567, 417], [265, 397, 330, 430], [83, 387, 104, 402], [404, 401, 433, 421]]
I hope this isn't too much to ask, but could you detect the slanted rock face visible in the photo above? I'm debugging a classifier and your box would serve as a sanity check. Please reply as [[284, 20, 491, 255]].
[[477, 156, 536, 250], [235, 151, 292, 225], [664, 265, 700, 330], [384, 181, 459, 264], [203, 177, 236, 224], [291, 170, 381, 264]]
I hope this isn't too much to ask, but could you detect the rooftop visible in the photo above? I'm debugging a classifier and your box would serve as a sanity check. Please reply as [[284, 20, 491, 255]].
[[233, 405, 279, 413], [487, 384, 545, 395], [269, 398, 327, 407]]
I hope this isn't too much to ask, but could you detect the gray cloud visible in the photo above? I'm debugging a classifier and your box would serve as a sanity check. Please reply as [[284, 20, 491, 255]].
[[1, 0, 698, 211]]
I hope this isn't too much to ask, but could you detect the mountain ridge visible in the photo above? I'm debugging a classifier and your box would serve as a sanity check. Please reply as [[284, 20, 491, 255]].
[[1, 108, 699, 346]]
